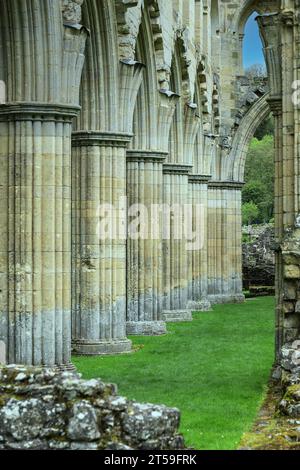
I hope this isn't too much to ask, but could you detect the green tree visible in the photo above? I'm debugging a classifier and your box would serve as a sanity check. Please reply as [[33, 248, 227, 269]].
[[242, 202, 259, 225], [242, 181, 265, 206], [254, 115, 274, 140], [243, 135, 275, 224]]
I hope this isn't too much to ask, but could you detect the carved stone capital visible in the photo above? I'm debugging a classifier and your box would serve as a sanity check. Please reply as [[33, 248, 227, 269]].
[[163, 163, 193, 176], [208, 181, 244, 191]]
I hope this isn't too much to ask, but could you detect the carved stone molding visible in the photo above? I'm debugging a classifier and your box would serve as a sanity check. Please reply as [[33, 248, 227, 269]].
[[208, 181, 244, 190]]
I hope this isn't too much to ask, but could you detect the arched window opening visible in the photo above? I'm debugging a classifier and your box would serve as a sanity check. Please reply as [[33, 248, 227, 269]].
[[242, 12, 266, 77], [242, 112, 275, 295]]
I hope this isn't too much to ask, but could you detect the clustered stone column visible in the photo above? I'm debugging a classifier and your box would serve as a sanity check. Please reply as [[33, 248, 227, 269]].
[[187, 175, 212, 311], [71, 132, 132, 354], [0, 0, 87, 367], [207, 182, 244, 304], [0, 106, 78, 367], [162, 164, 193, 322], [126, 93, 178, 334], [71, 57, 144, 354], [126, 151, 168, 336]]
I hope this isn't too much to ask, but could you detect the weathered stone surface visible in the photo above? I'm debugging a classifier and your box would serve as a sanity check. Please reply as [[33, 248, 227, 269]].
[[279, 385, 300, 418], [67, 402, 101, 441], [0, 365, 184, 451], [242, 224, 275, 290], [61, 0, 83, 24]]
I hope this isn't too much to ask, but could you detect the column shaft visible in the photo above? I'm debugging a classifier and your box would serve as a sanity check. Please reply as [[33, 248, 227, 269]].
[[162, 165, 192, 322], [0, 105, 77, 367], [72, 132, 132, 355], [207, 182, 244, 304], [126, 151, 167, 335], [187, 175, 211, 311]]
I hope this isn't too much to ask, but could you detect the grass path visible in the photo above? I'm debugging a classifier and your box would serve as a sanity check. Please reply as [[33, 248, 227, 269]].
[[73, 297, 275, 450]]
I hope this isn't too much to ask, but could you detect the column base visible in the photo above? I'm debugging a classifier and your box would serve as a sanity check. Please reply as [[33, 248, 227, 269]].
[[207, 294, 245, 305], [187, 300, 212, 312], [72, 339, 132, 356], [126, 321, 167, 336], [161, 310, 193, 323], [54, 363, 77, 373]]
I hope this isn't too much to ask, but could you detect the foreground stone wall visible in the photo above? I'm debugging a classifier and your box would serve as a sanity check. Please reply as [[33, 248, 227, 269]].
[[0, 365, 184, 450]]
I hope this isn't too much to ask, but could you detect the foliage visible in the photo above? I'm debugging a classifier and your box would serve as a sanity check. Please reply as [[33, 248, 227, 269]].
[[242, 201, 259, 225], [254, 116, 274, 140], [242, 233, 252, 244], [74, 297, 275, 451], [243, 135, 275, 224]]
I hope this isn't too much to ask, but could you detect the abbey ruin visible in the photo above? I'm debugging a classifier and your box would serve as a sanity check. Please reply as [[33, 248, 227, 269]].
[[0, 0, 299, 424]]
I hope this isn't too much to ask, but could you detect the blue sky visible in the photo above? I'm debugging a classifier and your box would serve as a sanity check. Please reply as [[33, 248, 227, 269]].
[[243, 12, 266, 68]]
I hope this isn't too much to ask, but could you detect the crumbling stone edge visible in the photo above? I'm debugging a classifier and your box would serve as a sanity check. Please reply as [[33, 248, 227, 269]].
[[0, 365, 185, 450]]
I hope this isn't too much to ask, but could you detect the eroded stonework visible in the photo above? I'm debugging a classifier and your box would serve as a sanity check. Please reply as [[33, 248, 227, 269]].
[[0, 365, 184, 450], [61, 0, 84, 24]]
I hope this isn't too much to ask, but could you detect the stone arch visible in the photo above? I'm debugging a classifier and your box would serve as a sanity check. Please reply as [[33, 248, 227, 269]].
[[193, 62, 212, 176], [211, 0, 220, 35], [168, 42, 184, 163], [129, 5, 159, 151], [229, 0, 280, 75], [168, 36, 194, 165], [76, 0, 120, 132], [226, 93, 270, 182], [232, 0, 280, 35], [210, 0, 221, 69]]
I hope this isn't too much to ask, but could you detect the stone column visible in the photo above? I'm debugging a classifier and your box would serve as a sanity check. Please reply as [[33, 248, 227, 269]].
[[207, 182, 244, 304], [71, 132, 132, 354], [0, 105, 78, 367], [0, 0, 87, 367], [126, 151, 168, 336], [126, 92, 178, 335], [162, 164, 193, 322], [187, 175, 211, 311], [71, 59, 144, 354], [207, 184, 222, 303]]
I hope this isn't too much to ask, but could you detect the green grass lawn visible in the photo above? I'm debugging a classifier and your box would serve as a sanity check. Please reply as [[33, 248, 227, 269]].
[[73, 296, 275, 450]]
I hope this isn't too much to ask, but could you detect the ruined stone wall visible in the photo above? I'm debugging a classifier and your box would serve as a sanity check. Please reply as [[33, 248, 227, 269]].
[[0, 365, 184, 450], [242, 224, 275, 289]]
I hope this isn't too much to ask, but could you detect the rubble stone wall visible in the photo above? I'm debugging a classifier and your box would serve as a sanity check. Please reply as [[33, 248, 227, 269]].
[[0, 366, 184, 451]]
